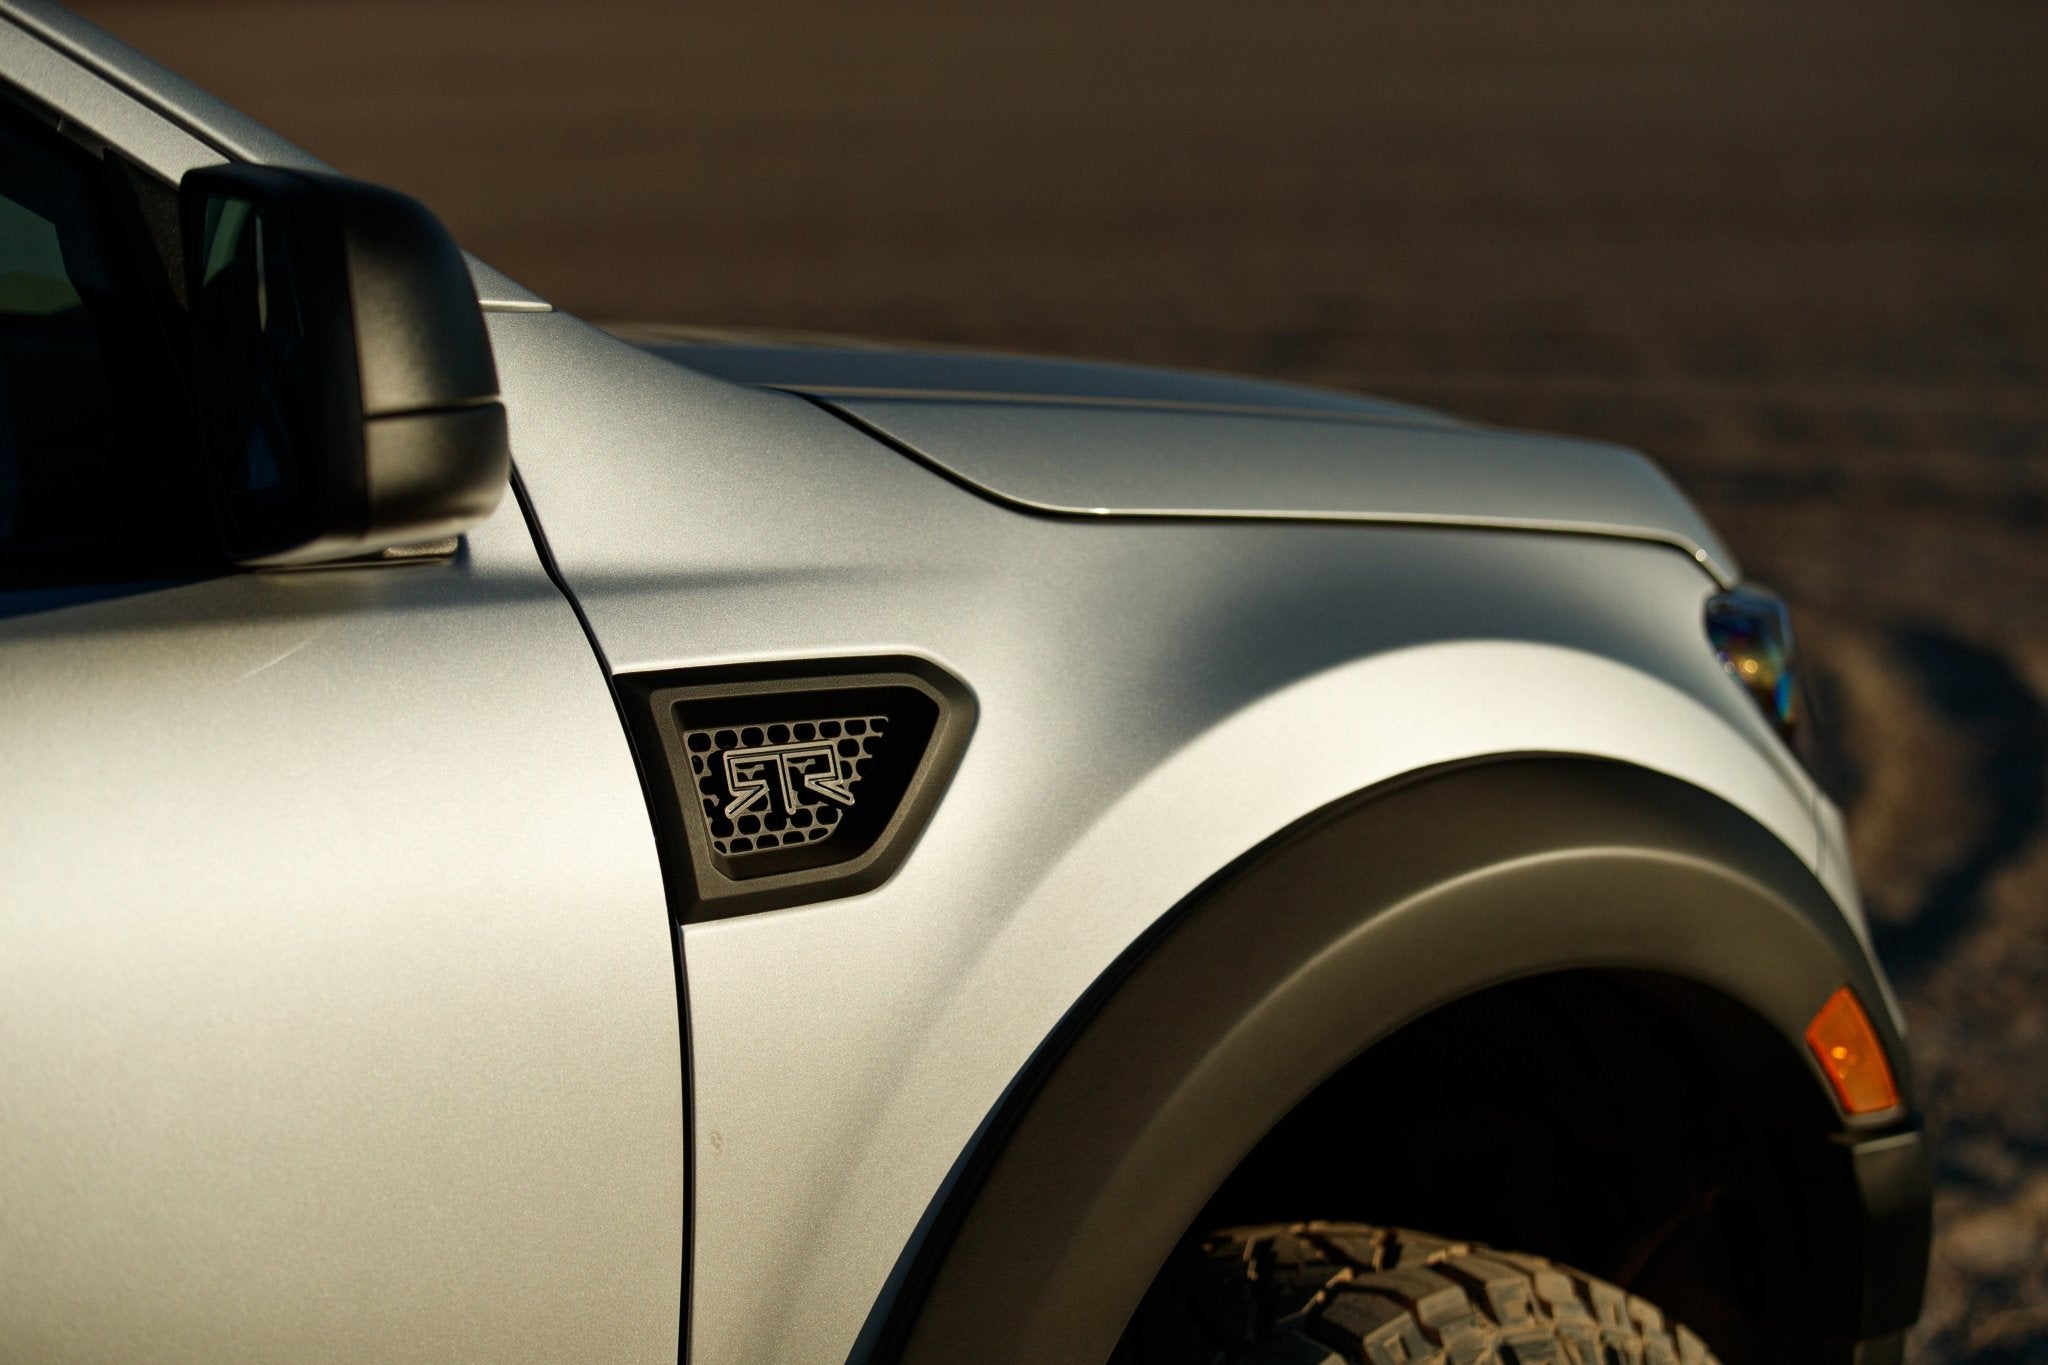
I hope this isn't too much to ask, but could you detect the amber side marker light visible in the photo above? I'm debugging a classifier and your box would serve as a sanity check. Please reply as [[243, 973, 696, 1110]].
[[1805, 986, 1900, 1115]]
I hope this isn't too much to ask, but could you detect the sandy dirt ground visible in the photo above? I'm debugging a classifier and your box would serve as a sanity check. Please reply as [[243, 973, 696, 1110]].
[[69, 1, 2048, 1358]]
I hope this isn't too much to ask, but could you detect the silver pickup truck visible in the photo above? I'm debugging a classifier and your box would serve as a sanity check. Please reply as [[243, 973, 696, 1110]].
[[0, 3, 1928, 1362]]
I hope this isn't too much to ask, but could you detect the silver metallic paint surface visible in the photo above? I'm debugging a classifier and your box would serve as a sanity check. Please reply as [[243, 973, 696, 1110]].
[[631, 332, 1462, 424], [632, 333, 1735, 580], [0, 0, 549, 309], [3, 0, 319, 167], [0, 507, 681, 1362], [823, 395, 1738, 584], [495, 310, 1851, 1363], [0, 10, 215, 177]]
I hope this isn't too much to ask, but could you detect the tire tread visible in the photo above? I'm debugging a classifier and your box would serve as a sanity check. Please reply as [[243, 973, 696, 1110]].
[[1115, 1221, 1722, 1365]]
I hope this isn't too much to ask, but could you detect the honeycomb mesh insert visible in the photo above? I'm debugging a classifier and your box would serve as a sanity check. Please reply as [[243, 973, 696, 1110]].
[[682, 714, 887, 857]]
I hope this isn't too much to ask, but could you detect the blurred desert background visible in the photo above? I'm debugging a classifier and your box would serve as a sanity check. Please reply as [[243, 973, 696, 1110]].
[[69, 0, 2047, 1357]]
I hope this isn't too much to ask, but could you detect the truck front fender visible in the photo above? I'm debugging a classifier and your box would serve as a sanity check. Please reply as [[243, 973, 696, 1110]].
[[869, 758, 1927, 1365]]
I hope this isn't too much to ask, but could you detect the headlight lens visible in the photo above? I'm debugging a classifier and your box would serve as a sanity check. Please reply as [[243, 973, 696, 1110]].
[[1704, 585, 1805, 752]]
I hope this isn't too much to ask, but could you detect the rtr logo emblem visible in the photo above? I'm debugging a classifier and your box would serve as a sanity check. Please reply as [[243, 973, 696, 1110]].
[[722, 742, 857, 819], [682, 715, 887, 857]]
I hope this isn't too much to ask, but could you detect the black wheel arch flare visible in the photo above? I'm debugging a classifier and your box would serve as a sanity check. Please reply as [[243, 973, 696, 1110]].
[[854, 756, 1931, 1365]]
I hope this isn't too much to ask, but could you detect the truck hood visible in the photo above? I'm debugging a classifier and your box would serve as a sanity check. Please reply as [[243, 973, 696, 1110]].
[[617, 325, 1737, 584]]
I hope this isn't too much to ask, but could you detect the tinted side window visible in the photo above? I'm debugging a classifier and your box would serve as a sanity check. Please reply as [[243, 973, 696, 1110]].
[[0, 113, 125, 548], [0, 104, 196, 581]]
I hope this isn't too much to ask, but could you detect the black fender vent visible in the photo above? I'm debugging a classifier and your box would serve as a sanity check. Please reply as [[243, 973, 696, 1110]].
[[689, 713, 884, 859], [619, 658, 974, 922]]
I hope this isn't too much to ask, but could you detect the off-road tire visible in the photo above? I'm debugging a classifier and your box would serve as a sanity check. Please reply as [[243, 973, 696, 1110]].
[[1114, 1221, 1723, 1365]]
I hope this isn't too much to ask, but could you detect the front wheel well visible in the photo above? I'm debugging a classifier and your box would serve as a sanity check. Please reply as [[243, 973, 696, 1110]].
[[1179, 970, 1835, 1365], [881, 759, 1919, 1365]]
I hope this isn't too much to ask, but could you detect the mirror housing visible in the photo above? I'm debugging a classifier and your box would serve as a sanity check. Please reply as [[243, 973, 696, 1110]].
[[181, 165, 509, 566]]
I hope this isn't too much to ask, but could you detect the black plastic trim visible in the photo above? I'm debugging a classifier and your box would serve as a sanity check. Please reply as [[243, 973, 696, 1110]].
[[180, 164, 507, 565], [1810, 1125, 1936, 1351], [619, 656, 975, 923], [857, 756, 1927, 1365]]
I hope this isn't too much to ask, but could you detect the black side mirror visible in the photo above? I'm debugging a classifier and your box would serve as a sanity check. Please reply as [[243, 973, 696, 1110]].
[[181, 165, 509, 566]]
